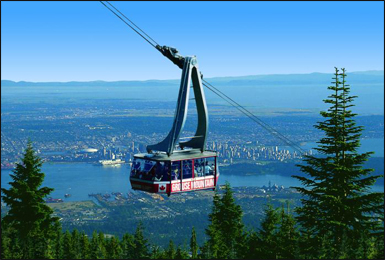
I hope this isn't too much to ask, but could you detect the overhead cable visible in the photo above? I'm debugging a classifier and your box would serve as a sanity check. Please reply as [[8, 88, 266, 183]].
[[99, 1, 157, 48], [105, 1, 160, 46]]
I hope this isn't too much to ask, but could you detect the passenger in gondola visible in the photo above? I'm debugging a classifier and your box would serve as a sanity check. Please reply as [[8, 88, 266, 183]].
[[196, 161, 204, 177], [150, 164, 157, 180], [154, 162, 163, 181], [197, 166, 203, 177], [164, 171, 171, 181], [204, 161, 213, 176], [144, 170, 152, 181], [183, 161, 192, 178], [162, 164, 169, 181], [172, 168, 179, 180], [133, 161, 142, 178]]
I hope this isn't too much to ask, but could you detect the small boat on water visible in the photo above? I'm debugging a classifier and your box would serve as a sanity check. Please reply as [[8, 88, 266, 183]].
[[64, 194, 71, 198], [98, 159, 125, 166], [46, 197, 63, 203]]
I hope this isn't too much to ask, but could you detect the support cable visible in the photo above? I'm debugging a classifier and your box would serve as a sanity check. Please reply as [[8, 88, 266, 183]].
[[202, 80, 305, 154], [105, 1, 160, 46], [99, 1, 157, 48], [202, 82, 305, 154]]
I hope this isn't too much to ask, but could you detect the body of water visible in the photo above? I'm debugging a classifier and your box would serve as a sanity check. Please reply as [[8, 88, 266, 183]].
[[1, 159, 383, 202], [1, 163, 132, 202]]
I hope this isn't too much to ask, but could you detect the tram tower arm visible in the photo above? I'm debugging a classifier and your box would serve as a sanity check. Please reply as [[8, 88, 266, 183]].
[[156, 45, 185, 70]]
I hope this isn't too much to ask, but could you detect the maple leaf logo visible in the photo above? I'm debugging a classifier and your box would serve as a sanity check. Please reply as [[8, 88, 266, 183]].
[[159, 185, 165, 191]]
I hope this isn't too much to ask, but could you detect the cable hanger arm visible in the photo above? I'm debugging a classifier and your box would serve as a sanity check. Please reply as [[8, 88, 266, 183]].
[[99, 1, 306, 155]]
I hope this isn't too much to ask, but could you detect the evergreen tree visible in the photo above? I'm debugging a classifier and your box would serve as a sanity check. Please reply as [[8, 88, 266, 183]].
[[1, 222, 23, 259], [44, 237, 56, 259], [121, 233, 135, 259], [53, 222, 64, 259], [276, 202, 299, 259], [374, 232, 385, 259], [62, 230, 74, 259], [80, 231, 91, 259], [90, 230, 106, 259], [150, 245, 165, 259], [71, 229, 81, 259], [166, 240, 176, 259], [353, 231, 378, 259], [1, 141, 60, 258], [203, 182, 246, 259], [245, 230, 260, 259], [90, 231, 98, 259], [190, 227, 199, 259], [106, 236, 122, 259], [1, 221, 12, 259], [98, 232, 107, 259], [257, 202, 280, 259], [202, 227, 221, 258], [175, 245, 189, 259], [132, 222, 149, 259], [293, 68, 384, 258]]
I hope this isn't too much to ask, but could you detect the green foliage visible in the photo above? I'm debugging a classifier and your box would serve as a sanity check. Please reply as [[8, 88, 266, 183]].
[[175, 245, 189, 259], [238, 200, 300, 259], [72, 229, 82, 259], [203, 182, 246, 259], [257, 202, 280, 259], [52, 222, 63, 259], [1, 221, 13, 259], [80, 231, 91, 259], [276, 202, 299, 259], [244, 230, 260, 259], [63, 230, 74, 259], [293, 68, 385, 258], [133, 222, 150, 259], [1, 141, 59, 258], [190, 227, 199, 259], [90, 231, 107, 259], [149, 245, 165, 259], [166, 240, 176, 259], [121, 232, 135, 259], [106, 236, 122, 259]]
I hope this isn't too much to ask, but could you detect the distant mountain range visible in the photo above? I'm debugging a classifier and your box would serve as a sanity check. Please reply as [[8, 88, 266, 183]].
[[1, 70, 383, 87], [2, 71, 383, 115]]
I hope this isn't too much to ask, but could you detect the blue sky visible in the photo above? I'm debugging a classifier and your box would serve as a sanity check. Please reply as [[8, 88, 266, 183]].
[[1, 1, 384, 82]]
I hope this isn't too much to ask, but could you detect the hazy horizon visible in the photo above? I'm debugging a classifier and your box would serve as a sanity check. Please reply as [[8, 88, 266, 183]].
[[2, 69, 384, 83]]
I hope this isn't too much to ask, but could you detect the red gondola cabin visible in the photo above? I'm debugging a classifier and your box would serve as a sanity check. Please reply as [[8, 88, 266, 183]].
[[130, 150, 219, 196]]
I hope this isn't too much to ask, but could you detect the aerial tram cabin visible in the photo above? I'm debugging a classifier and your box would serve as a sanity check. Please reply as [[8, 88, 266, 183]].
[[129, 46, 220, 195], [130, 150, 218, 195]]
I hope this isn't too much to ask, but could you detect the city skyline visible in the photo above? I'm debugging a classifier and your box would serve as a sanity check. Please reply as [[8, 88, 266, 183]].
[[1, 1, 384, 82]]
